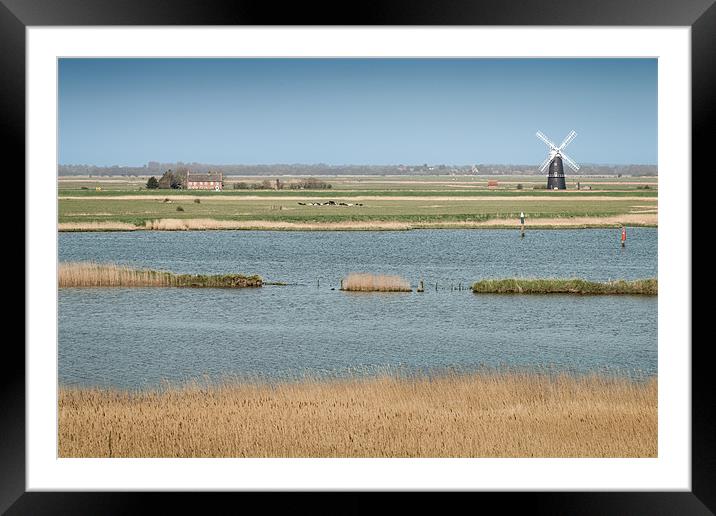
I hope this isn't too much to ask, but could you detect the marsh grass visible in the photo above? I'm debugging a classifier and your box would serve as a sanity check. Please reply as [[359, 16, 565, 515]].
[[58, 372, 657, 458], [341, 273, 412, 292], [59, 262, 262, 288], [472, 278, 657, 295]]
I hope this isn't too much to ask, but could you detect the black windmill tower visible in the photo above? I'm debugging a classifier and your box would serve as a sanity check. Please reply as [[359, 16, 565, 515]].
[[536, 130, 580, 190]]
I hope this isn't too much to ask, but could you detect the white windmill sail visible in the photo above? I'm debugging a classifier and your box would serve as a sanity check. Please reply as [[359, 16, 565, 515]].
[[538, 154, 553, 172], [536, 130, 580, 171], [561, 152, 580, 172], [558, 130, 577, 151], [536, 131, 558, 151]]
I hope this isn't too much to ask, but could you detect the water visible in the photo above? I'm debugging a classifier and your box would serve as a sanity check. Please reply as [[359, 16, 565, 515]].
[[58, 229, 657, 388], [59, 228, 656, 285]]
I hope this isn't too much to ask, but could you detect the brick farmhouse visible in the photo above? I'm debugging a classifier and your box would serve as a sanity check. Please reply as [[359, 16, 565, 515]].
[[186, 172, 223, 191]]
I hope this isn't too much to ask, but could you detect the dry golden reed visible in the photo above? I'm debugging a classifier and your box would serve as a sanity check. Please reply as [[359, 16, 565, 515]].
[[59, 262, 262, 288], [59, 221, 139, 231], [58, 372, 657, 458], [59, 262, 174, 287], [342, 273, 412, 292]]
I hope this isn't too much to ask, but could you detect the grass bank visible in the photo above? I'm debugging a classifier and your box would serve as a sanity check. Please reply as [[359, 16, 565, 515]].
[[59, 262, 262, 288], [58, 372, 657, 458], [471, 278, 657, 295], [341, 273, 412, 292], [58, 213, 658, 232]]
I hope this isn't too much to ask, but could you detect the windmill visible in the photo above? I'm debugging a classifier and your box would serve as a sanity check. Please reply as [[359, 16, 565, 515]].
[[536, 130, 579, 190]]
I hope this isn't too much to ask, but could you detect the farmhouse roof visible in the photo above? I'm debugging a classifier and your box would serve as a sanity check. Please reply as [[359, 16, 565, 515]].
[[187, 172, 223, 182]]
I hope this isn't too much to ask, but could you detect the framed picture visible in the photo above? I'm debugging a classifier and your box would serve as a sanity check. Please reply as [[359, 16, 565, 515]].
[[9, 0, 710, 512]]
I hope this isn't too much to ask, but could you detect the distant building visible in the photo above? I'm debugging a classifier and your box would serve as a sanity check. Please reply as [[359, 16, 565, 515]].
[[186, 172, 223, 191]]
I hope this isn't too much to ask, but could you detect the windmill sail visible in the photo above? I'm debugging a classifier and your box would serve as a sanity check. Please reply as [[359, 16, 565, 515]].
[[558, 131, 577, 150], [561, 152, 580, 172], [539, 155, 553, 172]]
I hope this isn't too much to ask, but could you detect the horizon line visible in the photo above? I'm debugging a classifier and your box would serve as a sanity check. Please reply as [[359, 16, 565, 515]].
[[58, 162, 659, 168]]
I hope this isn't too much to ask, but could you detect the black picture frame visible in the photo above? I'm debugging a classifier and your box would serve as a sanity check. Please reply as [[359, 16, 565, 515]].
[[7, 0, 711, 513]]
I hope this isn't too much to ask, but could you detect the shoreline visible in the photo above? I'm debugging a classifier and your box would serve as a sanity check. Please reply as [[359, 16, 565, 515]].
[[58, 214, 658, 232], [58, 371, 657, 458]]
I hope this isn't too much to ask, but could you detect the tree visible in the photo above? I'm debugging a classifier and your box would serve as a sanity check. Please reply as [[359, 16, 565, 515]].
[[158, 170, 173, 189], [174, 167, 189, 189], [158, 169, 183, 189], [146, 176, 159, 189]]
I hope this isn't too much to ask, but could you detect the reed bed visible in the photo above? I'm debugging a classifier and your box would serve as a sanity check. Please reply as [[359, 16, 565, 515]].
[[341, 273, 412, 292], [58, 372, 657, 458], [471, 278, 657, 295], [59, 262, 262, 288], [58, 221, 139, 231]]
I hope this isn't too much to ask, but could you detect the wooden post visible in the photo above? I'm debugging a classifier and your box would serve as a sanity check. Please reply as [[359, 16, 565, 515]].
[[340, 279, 344, 290], [417, 280, 424, 293]]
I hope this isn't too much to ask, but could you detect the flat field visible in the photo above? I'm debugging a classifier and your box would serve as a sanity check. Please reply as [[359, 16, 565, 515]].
[[58, 372, 657, 458], [58, 175, 658, 230]]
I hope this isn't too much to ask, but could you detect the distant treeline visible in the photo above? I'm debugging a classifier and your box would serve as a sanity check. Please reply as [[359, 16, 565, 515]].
[[58, 162, 658, 177], [233, 178, 331, 190]]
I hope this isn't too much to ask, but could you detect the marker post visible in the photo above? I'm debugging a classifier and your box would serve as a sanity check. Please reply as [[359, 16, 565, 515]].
[[520, 212, 525, 238], [621, 226, 627, 247]]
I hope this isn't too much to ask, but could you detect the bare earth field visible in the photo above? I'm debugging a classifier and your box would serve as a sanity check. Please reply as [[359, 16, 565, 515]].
[[58, 373, 657, 458]]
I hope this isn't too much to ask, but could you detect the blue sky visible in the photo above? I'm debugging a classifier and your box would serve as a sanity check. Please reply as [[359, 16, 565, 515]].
[[59, 58, 657, 166]]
